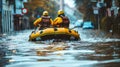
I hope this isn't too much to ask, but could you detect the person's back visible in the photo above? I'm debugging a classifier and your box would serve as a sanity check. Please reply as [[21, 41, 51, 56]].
[[40, 16, 51, 28], [59, 15, 70, 28], [53, 10, 70, 28], [33, 11, 53, 29]]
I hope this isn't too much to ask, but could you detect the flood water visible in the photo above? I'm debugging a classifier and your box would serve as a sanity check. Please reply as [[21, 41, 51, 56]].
[[0, 28, 120, 67]]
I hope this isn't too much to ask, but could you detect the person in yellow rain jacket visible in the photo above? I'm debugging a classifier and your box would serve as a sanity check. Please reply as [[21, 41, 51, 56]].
[[53, 10, 70, 28], [33, 11, 53, 30]]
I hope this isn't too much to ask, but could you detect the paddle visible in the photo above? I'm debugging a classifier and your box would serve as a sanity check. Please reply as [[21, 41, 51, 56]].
[[32, 24, 41, 33], [69, 26, 81, 30]]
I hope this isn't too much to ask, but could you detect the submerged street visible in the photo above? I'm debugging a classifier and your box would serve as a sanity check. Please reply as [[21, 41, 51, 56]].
[[0, 28, 120, 67], [0, 0, 120, 67]]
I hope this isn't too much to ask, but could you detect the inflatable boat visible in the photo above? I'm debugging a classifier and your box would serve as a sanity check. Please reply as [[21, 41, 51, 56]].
[[29, 27, 80, 41]]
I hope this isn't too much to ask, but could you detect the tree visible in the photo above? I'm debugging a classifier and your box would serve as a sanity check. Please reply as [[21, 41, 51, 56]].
[[24, 0, 59, 18], [75, 0, 93, 21], [24, 0, 59, 29]]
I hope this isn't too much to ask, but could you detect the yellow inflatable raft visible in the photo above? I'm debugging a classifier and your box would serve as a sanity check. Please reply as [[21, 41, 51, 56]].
[[29, 27, 80, 41]]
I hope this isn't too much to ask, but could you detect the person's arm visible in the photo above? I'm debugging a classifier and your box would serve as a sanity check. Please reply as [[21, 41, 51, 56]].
[[33, 18, 42, 27], [53, 18, 58, 26], [50, 18, 54, 26], [53, 17, 62, 25]]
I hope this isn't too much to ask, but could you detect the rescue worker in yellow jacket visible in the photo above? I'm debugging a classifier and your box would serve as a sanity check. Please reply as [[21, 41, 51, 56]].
[[33, 11, 53, 30], [53, 10, 70, 28]]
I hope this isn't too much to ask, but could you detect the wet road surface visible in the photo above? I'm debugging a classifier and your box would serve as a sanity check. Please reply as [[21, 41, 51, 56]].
[[0, 28, 120, 67]]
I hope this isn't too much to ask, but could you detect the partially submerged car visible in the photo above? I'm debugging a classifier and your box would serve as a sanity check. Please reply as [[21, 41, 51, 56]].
[[82, 21, 94, 29]]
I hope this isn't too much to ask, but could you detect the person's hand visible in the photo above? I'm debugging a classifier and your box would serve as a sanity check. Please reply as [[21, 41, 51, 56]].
[[38, 24, 41, 27]]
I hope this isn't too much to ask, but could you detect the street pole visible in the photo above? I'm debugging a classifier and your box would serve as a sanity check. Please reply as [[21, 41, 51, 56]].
[[60, 0, 64, 10], [98, 13, 100, 31], [93, 7, 100, 30]]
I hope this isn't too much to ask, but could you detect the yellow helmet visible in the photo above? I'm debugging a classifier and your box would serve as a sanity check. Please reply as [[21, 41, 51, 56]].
[[43, 11, 48, 16], [58, 10, 64, 15]]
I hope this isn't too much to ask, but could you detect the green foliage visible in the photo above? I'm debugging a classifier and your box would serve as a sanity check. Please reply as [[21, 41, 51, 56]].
[[24, 0, 58, 18], [75, 0, 93, 21]]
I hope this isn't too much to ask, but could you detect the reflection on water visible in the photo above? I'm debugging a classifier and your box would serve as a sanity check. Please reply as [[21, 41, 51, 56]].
[[0, 58, 9, 67], [0, 30, 120, 67]]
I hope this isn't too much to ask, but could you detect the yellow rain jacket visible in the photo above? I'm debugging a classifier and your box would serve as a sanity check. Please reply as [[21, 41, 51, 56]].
[[33, 16, 53, 27], [53, 16, 70, 28], [53, 17, 63, 27]]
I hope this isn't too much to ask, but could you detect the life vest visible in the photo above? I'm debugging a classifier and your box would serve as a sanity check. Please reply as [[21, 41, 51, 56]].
[[60, 16, 70, 28], [40, 16, 51, 28]]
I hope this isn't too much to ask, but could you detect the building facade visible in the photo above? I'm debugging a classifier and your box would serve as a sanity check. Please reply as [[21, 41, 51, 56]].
[[0, 0, 14, 34], [0, 0, 28, 34], [13, 0, 28, 31]]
